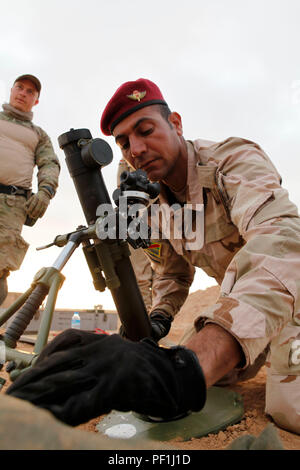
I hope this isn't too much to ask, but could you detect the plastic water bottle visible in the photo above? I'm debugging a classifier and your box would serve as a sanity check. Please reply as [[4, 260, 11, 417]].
[[71, 312, 81, 330]]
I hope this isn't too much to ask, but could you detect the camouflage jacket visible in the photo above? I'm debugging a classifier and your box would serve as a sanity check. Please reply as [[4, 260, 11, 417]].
[[0, 104, 60, 197], [144, 137, 300, 367]]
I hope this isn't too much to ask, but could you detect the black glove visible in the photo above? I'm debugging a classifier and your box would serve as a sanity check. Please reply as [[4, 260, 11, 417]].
[[6, 329, 206, 426], [118, 311, 172, 342], [149, 311, 173, 341]]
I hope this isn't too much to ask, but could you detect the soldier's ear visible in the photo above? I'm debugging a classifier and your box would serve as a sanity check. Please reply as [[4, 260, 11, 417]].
[[168, 112, 183, 136]]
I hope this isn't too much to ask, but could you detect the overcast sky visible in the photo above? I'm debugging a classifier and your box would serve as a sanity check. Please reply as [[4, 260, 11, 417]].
[[1, 0, 300, 310]]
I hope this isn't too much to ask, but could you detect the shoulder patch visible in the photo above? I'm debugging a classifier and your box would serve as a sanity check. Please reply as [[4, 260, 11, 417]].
[[144, 242, 162, 262]]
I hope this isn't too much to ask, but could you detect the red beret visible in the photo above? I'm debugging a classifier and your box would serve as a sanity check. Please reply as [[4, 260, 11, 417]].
[[100, 78, 167, 136]]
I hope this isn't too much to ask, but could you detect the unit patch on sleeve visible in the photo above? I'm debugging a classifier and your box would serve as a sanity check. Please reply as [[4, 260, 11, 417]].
[[144, 242, 162, 263]]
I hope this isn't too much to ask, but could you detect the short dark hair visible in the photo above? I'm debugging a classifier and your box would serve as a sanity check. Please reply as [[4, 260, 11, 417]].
[[157, 103, 171, 121]]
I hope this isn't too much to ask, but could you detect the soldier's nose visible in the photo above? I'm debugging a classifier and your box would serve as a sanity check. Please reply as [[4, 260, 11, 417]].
[[130, 137, 146, 158]]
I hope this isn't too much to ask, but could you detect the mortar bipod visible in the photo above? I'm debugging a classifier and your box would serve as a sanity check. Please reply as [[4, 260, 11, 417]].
[[0, 222, 149, 383]]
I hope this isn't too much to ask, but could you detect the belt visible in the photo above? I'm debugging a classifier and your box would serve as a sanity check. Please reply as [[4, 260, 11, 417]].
[[0, 183, 29, 198]]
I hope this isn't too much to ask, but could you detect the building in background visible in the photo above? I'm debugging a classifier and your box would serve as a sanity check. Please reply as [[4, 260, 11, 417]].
[[0, 293, 118, 334]]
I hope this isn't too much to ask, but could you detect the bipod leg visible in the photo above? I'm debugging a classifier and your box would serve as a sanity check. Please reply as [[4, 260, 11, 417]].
[[0, 232, 82, 381], [34, 271, 64, 354], [0, 286, 36, 329], [3, 282, 50, 349], [0, 267, 64, 382], [3, 268, 65, 382], [33, 233, 83, 353]]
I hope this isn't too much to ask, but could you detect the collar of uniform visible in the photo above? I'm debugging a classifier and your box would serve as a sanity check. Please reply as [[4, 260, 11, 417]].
[[154, 141, 204, 255], [185, 140, 204, 208], [2, 103, 33, 122], [158, 140, 204, 209]]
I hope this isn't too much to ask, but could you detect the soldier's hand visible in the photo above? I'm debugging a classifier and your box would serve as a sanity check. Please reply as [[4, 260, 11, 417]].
[[118, 311, 172, 342], [6, 329, 206, 426], [149, 311, 173, 341], [25, 190, 51, 219]]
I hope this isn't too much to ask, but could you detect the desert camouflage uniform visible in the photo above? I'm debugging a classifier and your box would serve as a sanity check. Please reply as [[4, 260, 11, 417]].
[[0, 104, 60, 277], [144, 136, 300, 434], [117, 158, 156, 312]]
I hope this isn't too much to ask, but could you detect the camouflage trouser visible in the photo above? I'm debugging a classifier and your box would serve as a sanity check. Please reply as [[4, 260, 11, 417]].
[[180, 319, 300, 435], [129, 245, 155, 313], [0, 194, 29, 278]]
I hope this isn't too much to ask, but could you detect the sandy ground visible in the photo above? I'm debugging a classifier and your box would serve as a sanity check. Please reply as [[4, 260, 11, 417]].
[[1, 286, 300, 450]]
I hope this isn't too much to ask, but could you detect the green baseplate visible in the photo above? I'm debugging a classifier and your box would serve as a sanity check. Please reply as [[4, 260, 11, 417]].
[[96, 386, 244, 442]]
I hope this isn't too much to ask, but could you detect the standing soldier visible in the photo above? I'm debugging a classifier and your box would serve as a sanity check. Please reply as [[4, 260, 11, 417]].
[[0, 74, 60, 304]]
